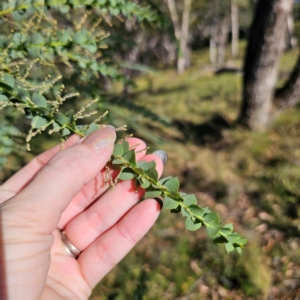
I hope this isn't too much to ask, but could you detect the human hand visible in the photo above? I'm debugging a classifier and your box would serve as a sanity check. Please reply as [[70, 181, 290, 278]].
[[0, 126, 165, 300]]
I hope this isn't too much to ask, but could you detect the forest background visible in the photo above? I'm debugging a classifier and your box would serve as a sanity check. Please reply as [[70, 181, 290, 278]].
[[1, 0, 300, 299]]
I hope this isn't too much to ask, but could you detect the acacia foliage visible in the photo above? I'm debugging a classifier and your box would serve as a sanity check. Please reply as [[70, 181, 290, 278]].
[[0, 0, 247, 253]]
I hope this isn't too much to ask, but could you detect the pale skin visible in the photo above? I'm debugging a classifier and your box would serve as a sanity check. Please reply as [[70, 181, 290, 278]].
[[0, 127, 164, 300]]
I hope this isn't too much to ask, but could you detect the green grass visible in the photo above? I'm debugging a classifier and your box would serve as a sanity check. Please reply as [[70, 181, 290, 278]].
[[91, 47, 300, 299]]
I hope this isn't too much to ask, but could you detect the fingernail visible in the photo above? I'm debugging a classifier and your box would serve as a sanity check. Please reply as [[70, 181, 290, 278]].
[[106, 125, 116, 130], [154, 197, 163, 210], [83, 126, 116, 152], [153, 150, 168, 164]]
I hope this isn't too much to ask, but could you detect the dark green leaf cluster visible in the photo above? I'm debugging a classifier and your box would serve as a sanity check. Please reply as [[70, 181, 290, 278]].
[[0, 118, 24, 167], [0, 72, 100, 141], [111, 140, 248, 254], [0, 0, 165, 26], [0, 13, 125, 83]]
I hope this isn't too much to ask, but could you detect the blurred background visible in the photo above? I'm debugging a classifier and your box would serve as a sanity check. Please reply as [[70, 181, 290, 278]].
[[2, 0, 300, 299]]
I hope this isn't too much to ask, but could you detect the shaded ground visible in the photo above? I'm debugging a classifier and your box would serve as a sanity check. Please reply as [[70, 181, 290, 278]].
[[91, 48, 300, 299]]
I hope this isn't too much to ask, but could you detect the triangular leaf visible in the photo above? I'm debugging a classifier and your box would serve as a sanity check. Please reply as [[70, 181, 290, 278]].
[[31, 116, 48, 129], [118, 168, 135, 181], [113, 143, 123, 157], [183, 194, 197, 206], [225, 243, 235, 254], [163, 197, 179, 210], [141, 178, 150, 189], [188, 205, 204, 217], [164, 177, 180, 193], [86, 123, 99, 135], [206, 226, 221, 238], [0, 94, 8, 101], [122, 140, 130, 153], [144, 190, 162, 198], [185, 217, 202, 231], [137, 161, 156, 171], [32, 93, 47, 108], [158, 176, 173, 185], [146, 167, 158, 181], [122, 149, 136, 165], [54, 112, 68, 125]]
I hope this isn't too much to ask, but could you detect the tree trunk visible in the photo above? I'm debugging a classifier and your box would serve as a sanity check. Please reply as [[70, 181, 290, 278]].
[[275, 51, 300, 108], [285, 10, 297, 49], [238, 0, 293, 130], [166, 0, 191, 74], [231, 0, 239, 57], [177, 0, 191, 74], [166, 0, 181, 41], [210, 0, 219, 65], [217, 16, 229, 66], [210, 26, 218, 65]]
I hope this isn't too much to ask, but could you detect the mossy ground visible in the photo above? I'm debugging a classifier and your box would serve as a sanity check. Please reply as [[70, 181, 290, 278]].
[[91, 47, 300, 299]]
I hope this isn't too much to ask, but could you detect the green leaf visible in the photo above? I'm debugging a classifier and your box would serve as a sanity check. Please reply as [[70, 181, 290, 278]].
[[141, 178, 150, 189], [226, 233, 242, 244], [163, 197, 179, 210], [144, 189, 162, 198], [118, 168, 135, 180], [122, 149, 136, 165], [181, 208, 189, 217], [113, 143, 123, 157], [146, 167, 158, 181], [65, 110, 75, 123], [60, 31, 71, 44], [158, 176, 172, 185], [203, 207, 211, 214], [204, 212, 221, 227], [32, 93, 47, 108], [18, 89, 30, 102], [237, 238, 248, 246], [86, 123, 99, 135], [122, 141, 130, 153], [54, 112, 68, 125], [0, 73, 16, 90], [85, 44, 97, 54], [220, 224, 233, 235], [164, 177, 180, 193], [31, 116, 48, 129], [183, 194, 197, 206], [225, 243, 235, 254], [28, 47, 40, 58], [206, 226, 221, 238], [61, 128, 71, 137], [0, 94, 8, 101], [188, 205, 204, 217], [73, 32, 87, 45], [31, 33, 44, 45], [236, 247, 242, 255], [185, 217, 202, 231], [112, 158, 124, 165], [137, 161, 156, 171]]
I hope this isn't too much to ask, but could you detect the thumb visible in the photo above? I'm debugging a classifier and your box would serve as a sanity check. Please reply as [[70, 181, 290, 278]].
[[5, 126, 116, 232]]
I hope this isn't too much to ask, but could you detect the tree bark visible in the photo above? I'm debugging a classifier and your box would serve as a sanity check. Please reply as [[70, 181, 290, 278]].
[[210, 0, 219, 65], [166, 0, 191, 74], [275, 50, 300, 108], [217, 16, 230, 66], [231, 0, 239, 57], [166, 0, 181, 41], [177, 0, 191, 74], [238, 0, 293, 130], [285, 10, 297, 49]]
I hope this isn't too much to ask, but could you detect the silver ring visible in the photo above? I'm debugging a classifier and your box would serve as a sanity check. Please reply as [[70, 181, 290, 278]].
[[60, 230, 81, 258]]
